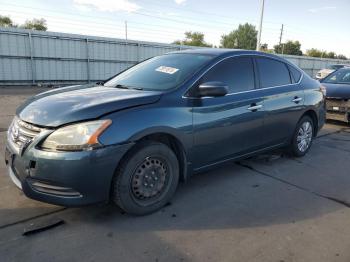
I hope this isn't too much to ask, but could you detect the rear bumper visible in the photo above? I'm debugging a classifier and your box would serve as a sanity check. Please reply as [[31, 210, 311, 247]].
[[5, 140, 134, 207]]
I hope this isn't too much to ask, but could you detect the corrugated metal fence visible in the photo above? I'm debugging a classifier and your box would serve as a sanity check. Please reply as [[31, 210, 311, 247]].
[[1, 27, 349, 86]]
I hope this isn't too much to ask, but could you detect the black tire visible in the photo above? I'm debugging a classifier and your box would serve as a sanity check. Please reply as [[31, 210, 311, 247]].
[[112, 141, 179, 215], [290, 115, 314, 157]]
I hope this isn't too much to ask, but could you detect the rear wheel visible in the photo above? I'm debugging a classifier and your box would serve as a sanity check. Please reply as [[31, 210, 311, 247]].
[[112, 141, 179, 215], [290, 115, 314, 157]]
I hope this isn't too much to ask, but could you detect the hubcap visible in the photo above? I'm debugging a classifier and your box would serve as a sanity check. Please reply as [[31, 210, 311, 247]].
[[131, 157, 168, 201], [297, 121, 313, 152]]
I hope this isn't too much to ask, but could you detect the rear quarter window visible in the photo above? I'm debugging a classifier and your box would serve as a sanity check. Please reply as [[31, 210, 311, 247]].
[[256, 57, 291, 88], [288, 65, 302, 83]]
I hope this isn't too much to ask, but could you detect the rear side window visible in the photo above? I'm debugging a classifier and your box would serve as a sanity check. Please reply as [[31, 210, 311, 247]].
[[201, 57, 255, 93], [288, 65, 302, 83], [256, 58, 291, 88]]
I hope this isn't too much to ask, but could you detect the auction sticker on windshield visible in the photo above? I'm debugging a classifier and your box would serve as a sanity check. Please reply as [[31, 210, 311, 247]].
[[156, 66, 179, 74]]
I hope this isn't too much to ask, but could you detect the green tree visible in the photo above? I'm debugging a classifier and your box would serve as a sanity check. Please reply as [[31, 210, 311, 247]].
[[220, 23, 257, 50], [21, 18, 47, 31], [0, 15, 16, 27], [337, 54, 348, 60], [274, 41, 302, 56], [326, 52, 336, 59], [173, 31, 212, 47], [260, 43, 268, 51], [306, 48, 325, 58]]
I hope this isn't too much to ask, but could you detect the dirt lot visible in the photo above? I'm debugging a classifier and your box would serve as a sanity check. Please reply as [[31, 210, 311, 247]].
[[1, 88, 350, 262]]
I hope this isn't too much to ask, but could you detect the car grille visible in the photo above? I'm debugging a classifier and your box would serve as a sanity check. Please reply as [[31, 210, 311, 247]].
[[8, 117, 43, 152]]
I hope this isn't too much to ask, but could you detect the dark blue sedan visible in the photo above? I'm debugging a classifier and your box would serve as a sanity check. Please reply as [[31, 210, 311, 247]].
[[321, 68, 350, 123], [5, 49, 325, 215]]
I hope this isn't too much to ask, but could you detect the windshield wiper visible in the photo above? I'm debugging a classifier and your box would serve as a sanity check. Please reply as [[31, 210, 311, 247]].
[[114, 84, 129, 89], [115, 84, 143, 90]]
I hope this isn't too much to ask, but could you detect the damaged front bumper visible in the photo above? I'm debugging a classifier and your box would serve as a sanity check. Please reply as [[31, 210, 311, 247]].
[[4, 117, 134, 207], [326, 98, 350, 123]]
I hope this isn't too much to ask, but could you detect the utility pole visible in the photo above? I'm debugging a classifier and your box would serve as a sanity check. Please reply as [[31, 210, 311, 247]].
[[256, 0, 265, 51], [279, 24, 284, 45], [125, 21, 128, 40]]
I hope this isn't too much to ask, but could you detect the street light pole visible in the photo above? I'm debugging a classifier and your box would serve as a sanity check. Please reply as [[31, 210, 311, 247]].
[[256, 0, 265, 51], [125, 21, 128, 41], [279, 24, 284, 45]]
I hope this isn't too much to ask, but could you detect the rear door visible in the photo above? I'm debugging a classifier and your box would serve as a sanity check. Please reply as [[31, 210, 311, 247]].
[[255, 57, 305, 146], [191, 56, 265, 169]]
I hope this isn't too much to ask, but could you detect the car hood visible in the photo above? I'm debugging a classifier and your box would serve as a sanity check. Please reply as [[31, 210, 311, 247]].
[[17, 85, 162, 127], [319, 69, 334, 74], [323, 83, 350, 99]]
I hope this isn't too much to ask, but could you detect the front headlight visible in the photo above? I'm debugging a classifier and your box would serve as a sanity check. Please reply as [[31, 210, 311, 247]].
[[41, 120, 112, 151]]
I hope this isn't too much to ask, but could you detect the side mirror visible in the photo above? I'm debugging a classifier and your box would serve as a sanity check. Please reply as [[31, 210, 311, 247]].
[[197, 81, 228, 97]]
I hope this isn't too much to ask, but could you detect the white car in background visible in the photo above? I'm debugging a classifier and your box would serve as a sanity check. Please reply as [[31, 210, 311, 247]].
[[316, 64, 350, 80]]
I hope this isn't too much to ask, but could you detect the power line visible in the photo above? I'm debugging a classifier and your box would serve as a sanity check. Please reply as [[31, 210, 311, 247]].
[[0, 2, 240, 30], [1, 1, 344, 51], [1, 9, 185, 37], [1, 10, 190, 42], [138, 0, 284, 26], [0, 3, 242, 37]]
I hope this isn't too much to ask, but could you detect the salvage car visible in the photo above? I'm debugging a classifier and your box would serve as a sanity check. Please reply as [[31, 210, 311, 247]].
[[5, 49, 325, 215], [321, 68, 350, 123], [316, 64, 349, 80]]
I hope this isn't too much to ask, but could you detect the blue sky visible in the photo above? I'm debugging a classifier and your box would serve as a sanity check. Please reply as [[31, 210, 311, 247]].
[[1, 0, 349, 56]]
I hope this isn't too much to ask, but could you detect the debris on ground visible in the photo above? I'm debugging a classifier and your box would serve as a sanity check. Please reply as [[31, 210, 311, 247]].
[[23, 218, 65, 236]]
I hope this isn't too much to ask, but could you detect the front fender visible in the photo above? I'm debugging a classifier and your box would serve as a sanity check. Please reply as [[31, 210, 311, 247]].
[[98, 103, 193, 155]]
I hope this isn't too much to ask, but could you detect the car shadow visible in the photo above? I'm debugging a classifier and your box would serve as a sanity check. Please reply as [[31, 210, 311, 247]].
[[0, 142, 348, 233], [42, 156, 344, 233], [326, 119, 350, 127]]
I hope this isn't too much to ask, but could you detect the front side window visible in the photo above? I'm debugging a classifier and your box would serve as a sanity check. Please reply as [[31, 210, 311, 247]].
[[323, 69, 350, 84], [201, 57, 255, 93], [257, 58, 291, 88], [104, 53, 213, 91]]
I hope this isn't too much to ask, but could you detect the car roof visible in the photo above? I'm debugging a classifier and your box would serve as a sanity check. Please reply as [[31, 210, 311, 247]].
[[335, 67, 350, 72], [330, 64, 350, 67], [170, 48, 283, 60]]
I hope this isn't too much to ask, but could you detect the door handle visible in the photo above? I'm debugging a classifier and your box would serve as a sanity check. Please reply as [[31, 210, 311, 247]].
[[247, 104, 263, 111], [292, 97, 303, 103]]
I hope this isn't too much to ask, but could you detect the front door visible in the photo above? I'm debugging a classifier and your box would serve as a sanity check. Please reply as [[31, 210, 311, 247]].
[[191, 56, 265, 169]]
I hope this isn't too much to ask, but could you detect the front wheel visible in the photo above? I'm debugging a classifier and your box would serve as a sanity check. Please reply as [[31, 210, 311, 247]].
[[112, 141, 179, 215], [290, 115, 314, 157]]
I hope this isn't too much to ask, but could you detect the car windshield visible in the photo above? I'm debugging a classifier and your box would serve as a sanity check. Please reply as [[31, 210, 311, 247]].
[[323, 69, 350, 84], [104, 53, 213, 91], [328, 65, 341, 70]]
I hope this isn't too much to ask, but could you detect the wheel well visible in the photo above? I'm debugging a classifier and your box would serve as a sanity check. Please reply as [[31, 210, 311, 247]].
[[128, 133, 187, 182], [140, 133, 187, 182], [302, 110, 318, 136]]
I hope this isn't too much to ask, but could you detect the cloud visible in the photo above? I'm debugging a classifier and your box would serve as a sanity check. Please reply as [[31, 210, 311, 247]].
[[174, 0, 187, 5], [308, 6, 336, 13], [73, 0, 141, 13], [74, 4, 93, 12]]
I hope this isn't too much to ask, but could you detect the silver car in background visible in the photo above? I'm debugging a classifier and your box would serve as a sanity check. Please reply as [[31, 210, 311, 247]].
[[316, 64, 350, 80]]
